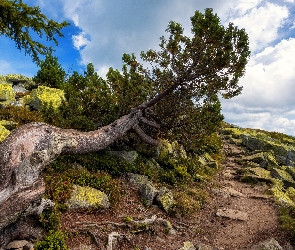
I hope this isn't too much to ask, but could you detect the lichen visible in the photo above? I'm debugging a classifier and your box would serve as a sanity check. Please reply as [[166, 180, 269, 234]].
[[22, 86, 64, 111], [0, 83, 15, 103], [0, 124, 10, 142], [67, 185, 110, 209], [271, 180, 295, 206]]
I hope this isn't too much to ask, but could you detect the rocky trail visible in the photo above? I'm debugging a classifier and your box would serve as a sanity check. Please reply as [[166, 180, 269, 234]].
[[59, 140, 293, 250]]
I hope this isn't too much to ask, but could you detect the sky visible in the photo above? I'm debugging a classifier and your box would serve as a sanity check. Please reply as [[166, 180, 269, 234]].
[[1, 0, 295, 135]]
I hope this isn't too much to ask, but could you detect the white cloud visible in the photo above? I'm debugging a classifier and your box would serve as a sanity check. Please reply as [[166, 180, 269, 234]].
[[72, 32, 91, 50], [228, 2, 289, 52]]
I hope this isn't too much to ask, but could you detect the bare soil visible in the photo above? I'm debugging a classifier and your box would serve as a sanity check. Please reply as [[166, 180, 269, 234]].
[[61, 141, 293, 250]]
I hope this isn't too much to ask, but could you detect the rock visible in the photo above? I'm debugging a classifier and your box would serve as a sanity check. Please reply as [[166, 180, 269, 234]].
[[155, 187, 175, 212], [156, 139, 187, 160], [5, 240, 28, 249], [108, 150, 138, 162], [243, 167, 273, 183], [251, 238, 283, 250], [22, 86, 64, 111], [23, 242, 34, 250], [178, 241, 196, 250], [222, 187, 245, 197], [0, 125, 10, 143], [12, 83, 27, 94], [271, 168, 295, 188], [216, 208, 249, 221], [196, 243, 215, 250], [66, 185, 110, 210], [242, 134, 295, 166], [0, 84, 15, 105], [128, 173, 149, 186], [140, 181, 158, 207], [24, 198, 55, 216], [0, 120, 18, 131]]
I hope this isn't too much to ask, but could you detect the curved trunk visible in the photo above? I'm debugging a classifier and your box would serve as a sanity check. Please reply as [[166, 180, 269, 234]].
[[0, 110, 146, 233]]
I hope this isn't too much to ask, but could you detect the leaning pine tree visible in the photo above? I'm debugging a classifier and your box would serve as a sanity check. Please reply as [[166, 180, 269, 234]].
[[0, 8, 250, 235]]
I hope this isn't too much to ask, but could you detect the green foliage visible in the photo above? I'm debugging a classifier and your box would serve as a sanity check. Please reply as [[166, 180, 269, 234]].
[[33, 51, 66, 88], [0, 105, 44, 125], [39, 208, 61, 231], [278, 206, 295, 243], [41, 8, 249, 155], [173, 187, 208, 216], [0, 0, 69, 63], [44, 158, 124, 205], [43, 63, 115, 131], [34, 230, 69, 250]]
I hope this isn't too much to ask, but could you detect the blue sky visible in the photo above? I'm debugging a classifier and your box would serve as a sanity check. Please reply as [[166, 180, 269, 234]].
[[1, 0, 295, 135]]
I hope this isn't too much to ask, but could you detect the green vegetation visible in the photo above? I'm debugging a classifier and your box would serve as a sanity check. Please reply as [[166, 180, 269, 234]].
[[0, 0, 69, 63], [0, 5, 251, 248]]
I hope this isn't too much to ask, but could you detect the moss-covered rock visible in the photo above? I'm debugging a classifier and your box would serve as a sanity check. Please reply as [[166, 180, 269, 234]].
[[271, 168, 295, 188], [0, 124, 10, 142], [271, 180, 295, 206], [0, 120, 18, 130], [155, 187, 175, 212], [242, 134, 295, 166], [157, 139, 187, 160], [22, 86, 64, 111], [66, 185, 110, 210], [0, 83, 15, 106]]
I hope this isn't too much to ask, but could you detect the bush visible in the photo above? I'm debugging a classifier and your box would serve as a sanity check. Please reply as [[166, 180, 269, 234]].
[[34, 230, 69, 250]]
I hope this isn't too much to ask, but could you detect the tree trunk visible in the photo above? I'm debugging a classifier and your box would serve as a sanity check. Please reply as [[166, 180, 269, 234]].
[[0, 107, 159, 244]]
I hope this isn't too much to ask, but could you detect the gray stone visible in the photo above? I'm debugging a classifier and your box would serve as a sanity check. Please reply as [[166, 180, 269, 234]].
[[271, 168, 295, 188], [140, 181, 158, 207], [251, 238, 283, 250], [178, 241, 196, 250], [196, 243, 214, 250], [155, 187, 175, 212], [216, 208, 249, 221], [128, 173, 149, 186], [108, 150, 138, 162], [5, 240, 28, 249], [66, 185, 110, 210], [23, 242, 34, 250]]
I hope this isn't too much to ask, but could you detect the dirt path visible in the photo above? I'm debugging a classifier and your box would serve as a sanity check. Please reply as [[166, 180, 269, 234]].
[[188, 141, 291, 249], [63, 141, 292, 250]]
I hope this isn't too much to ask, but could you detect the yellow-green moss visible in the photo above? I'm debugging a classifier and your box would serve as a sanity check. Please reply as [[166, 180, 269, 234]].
[[271, 180, 295, 206], [0, 124, 10, 142], [0, 83, 15, 103], [22, 86, 64, 110], [67, 185, 110, 209]]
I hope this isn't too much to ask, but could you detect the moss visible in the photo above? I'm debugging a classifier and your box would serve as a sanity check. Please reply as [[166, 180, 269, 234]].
[[67, 184, 110, 209], [271, 180, 295, 206], [0, 83, 15, 104], [22, 86, 64, 111], [34, 230, 69, 250], [0, 124, 10, 142]]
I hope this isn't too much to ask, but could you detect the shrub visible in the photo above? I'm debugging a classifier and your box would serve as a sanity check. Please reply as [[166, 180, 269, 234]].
[[34, 230, 69, 250]]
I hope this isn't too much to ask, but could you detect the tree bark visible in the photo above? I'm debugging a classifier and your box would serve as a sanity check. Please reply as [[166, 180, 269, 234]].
[[0, 108, 157, 238]]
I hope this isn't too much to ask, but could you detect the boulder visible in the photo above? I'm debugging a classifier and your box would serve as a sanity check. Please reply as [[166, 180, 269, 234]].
[[140, 181, 158, 207], [0, 120, 18, 131], [0, 125, 10, 143], [271, 168, 295, 188], [155, 187, 175, 212], [251, 238, 283, 250], [0, 84, 15, 106], [178, 241, 196, 250], [108, 150, 138, 163], [66, 185, 110, 210], [22, 86, 64, 111], [5, 240, 28, 249], [128, 173, 149, 186], [242, 134, 295, 166]]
